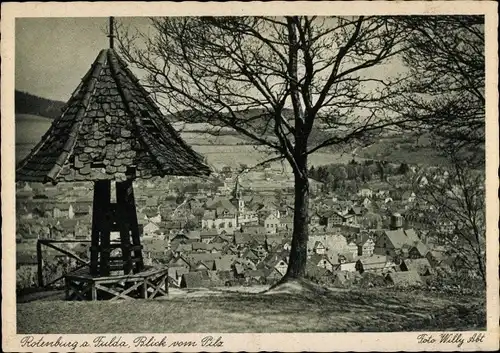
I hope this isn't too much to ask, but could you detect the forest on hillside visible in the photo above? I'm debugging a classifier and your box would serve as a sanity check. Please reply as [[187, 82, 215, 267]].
[[15, 90, 65, 119]]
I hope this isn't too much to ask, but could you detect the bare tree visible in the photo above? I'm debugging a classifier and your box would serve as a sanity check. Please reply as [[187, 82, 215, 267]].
[[116, 16, 411, 283], [395, 16, 485, 281], [395, 15, 485, 159], [414, 160, 485, 281]]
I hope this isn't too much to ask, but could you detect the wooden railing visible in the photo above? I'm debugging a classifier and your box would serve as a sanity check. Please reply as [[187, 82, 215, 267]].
[[36, 239, 93, 288]]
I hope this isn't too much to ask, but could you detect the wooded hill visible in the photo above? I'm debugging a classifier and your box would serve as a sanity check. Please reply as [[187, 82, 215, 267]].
[[15, 90, 65, 119]]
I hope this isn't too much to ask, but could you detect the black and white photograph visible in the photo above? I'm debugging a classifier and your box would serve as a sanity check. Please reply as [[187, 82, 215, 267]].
[[2, 1, 498, 352]]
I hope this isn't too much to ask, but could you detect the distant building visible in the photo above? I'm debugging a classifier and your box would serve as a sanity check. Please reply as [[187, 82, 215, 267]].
[[358, 188, 373, 198], [260, 213, 280, 234]]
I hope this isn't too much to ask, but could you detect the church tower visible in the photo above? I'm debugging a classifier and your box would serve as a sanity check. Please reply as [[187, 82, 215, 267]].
[[231, 176, 245, 225]]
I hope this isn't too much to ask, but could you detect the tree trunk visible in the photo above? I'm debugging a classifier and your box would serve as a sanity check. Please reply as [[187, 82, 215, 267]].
[[282, 167, 310, 281]]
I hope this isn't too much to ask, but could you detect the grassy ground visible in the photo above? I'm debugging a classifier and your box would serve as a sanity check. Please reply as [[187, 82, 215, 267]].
[[17, 285, 485, 334]]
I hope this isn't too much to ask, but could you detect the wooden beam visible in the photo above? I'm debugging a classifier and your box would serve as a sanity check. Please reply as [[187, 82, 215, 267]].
[[37, 240, 43, 287], [90, 181, 104, 275], [116, 180, 133, 274], [44, 263, 88, 288], [39, 239, 92, 244], [42, 241, 89, 266], [148, 274, 168, 298], [123, 180, 144, 272], [99, 180, 112, 276]]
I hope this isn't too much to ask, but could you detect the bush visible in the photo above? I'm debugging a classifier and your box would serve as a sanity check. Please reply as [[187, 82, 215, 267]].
[[423, 269, 485, 295]]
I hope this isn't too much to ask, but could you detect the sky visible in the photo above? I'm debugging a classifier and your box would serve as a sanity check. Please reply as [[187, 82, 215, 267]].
[[15, 17, 151, 102], [15, 16, 406, 107]]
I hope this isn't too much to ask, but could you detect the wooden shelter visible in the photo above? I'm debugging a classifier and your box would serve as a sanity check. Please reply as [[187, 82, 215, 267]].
[[16, 18, 211, 300]]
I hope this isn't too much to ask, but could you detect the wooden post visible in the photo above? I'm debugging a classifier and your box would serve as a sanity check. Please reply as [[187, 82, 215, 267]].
[[100, 181, 112, 276], [126, 181, 144, 272], [91, 282, 97, 301], [116, 180, 133, 274], [90, 180, 112, 276], [37, 240, 44, 287], [143, 279, 148, 299], [65, 277, 70, 300], [90, 181, 103, 275], [118, 179, 144, 273]]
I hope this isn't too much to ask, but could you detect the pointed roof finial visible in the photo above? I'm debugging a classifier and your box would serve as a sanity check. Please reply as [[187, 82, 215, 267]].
[[108, 16, 115, 49]]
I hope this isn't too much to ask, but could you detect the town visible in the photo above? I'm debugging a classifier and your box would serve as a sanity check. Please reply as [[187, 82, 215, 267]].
[[16, 160, 466, 292]]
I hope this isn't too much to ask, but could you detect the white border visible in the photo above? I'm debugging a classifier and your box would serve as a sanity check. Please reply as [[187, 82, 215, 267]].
[[2, 2, 499, 352]]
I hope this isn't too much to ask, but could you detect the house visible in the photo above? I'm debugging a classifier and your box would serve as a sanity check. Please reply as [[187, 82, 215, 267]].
[[184, 230, 201, 242], [172, 242, 194, 255], [233, 258, 257, 277], [241, 248, 260, 263], [260, 213, 280, 234], [187, 252, 221, 266], [214, 254, 238, 272], [168, 255, 192, 270], [279, 216, 294, 230], [373, 228, 421, 257], [242, 225, 268, 235], [357, 236, 375, 257], [348, 206, 364, 223], [211, 234, 232, 244], [170, 232, 191, 243], [355, 255, 393, 274], [346, 241, 358, 258], [338, 260, 357, 272], [309, 254, 335, 272], [143, 221, 160, 237], [194, 261, 215, 271], [358, 188, 373, 198], [408, 242, 429, 259], [400, 258, 433, 276], [143, 238, 170, 258], [425, 249, 448, 268], [265, 236, 282, 251], [168, 267, 188, 288], [264, 267, 283, 282], [245, 270, 267, 284], [385, 270, 423, 287], [313, 241, 326, 255], [180, 271, 212, 288], [201, 199, 238, 234], [325, 210, 345, 227], [273, 259, 288, 276], [200, 229, 218, 244], [309, 213, 321, 226]]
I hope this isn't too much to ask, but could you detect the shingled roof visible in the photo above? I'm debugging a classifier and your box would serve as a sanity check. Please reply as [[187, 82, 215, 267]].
[[16, 49, 211, 183]]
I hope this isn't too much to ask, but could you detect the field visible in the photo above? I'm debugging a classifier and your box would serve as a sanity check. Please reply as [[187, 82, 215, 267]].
[[17, 285, 485, 333], [358, 134, 452, 165], [16, 113, 463, 169], [14, 114, 356, 169]]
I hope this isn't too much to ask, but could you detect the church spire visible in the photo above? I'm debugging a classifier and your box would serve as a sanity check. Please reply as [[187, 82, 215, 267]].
[[232, 175, 242, 200]]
